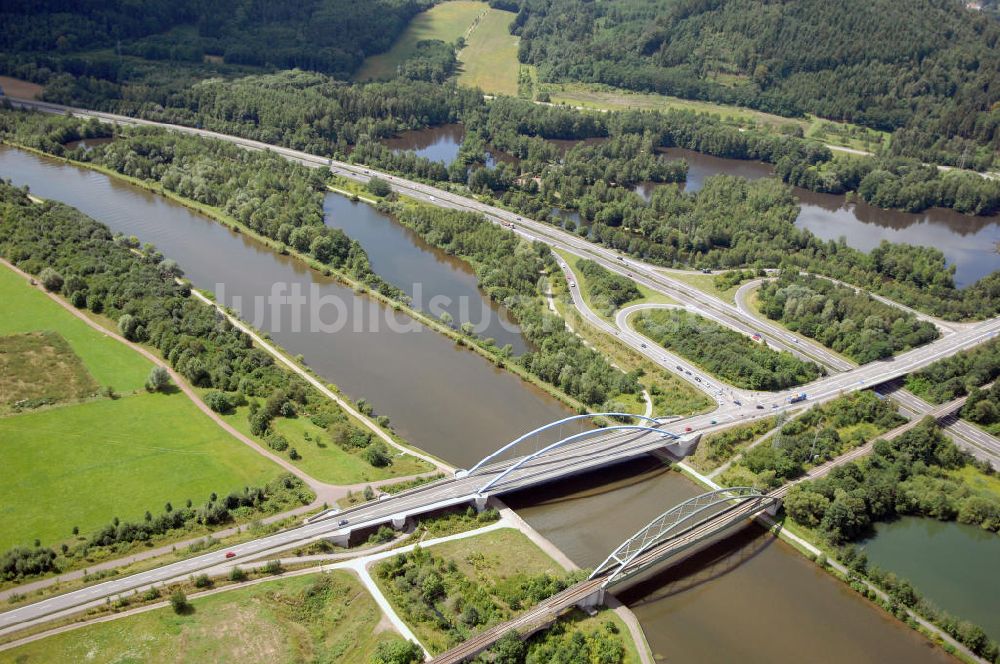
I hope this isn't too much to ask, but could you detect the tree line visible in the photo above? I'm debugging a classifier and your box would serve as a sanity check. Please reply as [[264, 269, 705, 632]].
[[757, 272, 940, 364], [0, 180, 402, 475], [633, 308, 823, 391], [574, 258, 640, 317]]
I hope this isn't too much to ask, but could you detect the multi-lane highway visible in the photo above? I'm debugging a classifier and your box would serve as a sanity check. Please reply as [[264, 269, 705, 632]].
[[3, 97, 999, 637]]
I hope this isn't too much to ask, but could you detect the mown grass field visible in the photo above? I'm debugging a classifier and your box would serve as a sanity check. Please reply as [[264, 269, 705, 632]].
[[0, 331, 99, 414], [0, 264, 282, 550], [0, 571, 404, 664], [0, 391, 281, 550], [455, 6, 521, 95], [355, 0, 488, 81], [0, 265, 149, 392], [355, 1, 522, 95]]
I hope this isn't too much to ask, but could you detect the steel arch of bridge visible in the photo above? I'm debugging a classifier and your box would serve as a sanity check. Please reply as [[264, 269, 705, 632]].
[[462, 413, 673, 478], [476, 424, 677, 495], [590, 487, 780, 583]]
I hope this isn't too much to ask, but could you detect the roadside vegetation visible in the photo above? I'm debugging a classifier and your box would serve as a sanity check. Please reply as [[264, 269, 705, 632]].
[[1, 571, 416, 664], [757, 272, 940, 363], [389, 202, 643, 409], [373, 528, 635, 661], [905, 338, 1000, 404], [719, 391, 904, 489], [780, 420, 1000, 661], [572, 258, 640, 317], [686, 417, 778, 474], [633, 308, 823, 391]]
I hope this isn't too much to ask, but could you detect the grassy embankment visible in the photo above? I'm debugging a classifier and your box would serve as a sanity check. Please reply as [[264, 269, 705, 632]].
[[373, 527, 642, 661], [0, 264, 283, 551], [355, 0, 523, 96], [685, 417, 779, 474], [0, 571, 407, 664]]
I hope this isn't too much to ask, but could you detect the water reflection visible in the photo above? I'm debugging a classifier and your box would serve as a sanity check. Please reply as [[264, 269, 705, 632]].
[[383, 123, 465, 166]]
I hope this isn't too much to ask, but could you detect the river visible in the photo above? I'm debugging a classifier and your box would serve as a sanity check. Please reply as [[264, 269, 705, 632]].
[[505, 459, 957, 664], [323, 194, 527, 353], [0, 145, 569, 467], [862, 516, 1000, 642], [0, 144, 961, 662]]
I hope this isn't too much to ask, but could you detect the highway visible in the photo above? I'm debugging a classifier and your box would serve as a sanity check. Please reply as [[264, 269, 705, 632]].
[[3, 96, 999, 638], [0, 425, 684, 635]]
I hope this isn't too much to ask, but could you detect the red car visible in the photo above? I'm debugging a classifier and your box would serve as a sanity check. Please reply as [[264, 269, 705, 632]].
[[684, 426, 693, 432], [225, 551, 237, 559]]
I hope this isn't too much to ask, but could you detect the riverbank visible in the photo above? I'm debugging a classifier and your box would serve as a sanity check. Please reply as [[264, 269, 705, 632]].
[[1, 140, 596, 421]]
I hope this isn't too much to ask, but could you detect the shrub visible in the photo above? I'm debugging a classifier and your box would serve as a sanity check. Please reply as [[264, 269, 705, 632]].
[[39, 267, 63, 292], [169, 590, 190, 614], [202, 390, 233, 413], [362, 441, 392, 467], [145, 366, 171, 393]]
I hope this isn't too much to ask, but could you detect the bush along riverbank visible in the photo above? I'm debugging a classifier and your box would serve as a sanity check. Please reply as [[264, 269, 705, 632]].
[[781, 419, 1000, 661]]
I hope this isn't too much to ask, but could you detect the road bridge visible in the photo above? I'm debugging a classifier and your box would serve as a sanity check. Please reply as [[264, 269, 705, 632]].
[[428, 395, 972, 663]]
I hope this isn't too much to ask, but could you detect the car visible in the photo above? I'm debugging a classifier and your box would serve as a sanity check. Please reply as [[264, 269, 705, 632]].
[[710, 419, 718, 424], [684, 426, 693, 432], [733, 400, 742, 406], [694, 377, 702, 382], [338, 519, 349, 527], [225, 551, 236, 559], [676, 365, 683, 371], [771, 404, 778, 409], [756, 403, 765, 409], [641, 343, 647, 348], [685, 370, 692, 375]]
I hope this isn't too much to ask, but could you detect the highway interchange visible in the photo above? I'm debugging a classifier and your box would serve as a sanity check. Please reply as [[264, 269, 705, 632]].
[[4, 97, 1000, 635]]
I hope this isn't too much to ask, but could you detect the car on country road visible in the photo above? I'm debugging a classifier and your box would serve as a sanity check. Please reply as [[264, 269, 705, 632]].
[[225, 551, 236, 559]]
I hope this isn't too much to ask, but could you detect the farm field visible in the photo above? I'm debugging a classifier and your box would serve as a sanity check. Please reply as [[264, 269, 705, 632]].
[[354, 0, 487, 81], [0, 264, 282, 550]]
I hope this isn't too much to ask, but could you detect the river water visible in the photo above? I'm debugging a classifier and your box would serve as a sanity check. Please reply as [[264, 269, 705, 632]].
[[0, 146, 569, 467], [0, 144, 960, 662], [322, 194, 527, 353], [505, 459, 956, 664], [862, 516, 1000, 642]]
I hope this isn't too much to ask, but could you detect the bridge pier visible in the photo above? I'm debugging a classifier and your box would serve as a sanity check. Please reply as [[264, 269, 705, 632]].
[[575, 587, 605, 611], [326, 531, 351, 548], [391, 514, 409, 530], [473, 494, 490, 512], [765, 499, 782, 517], [665, 432, 701, 458]]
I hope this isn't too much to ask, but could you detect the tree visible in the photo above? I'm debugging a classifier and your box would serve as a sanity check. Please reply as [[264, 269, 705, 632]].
[[145, 366, 171, 393], [169, 590, 190, 614], [370, 640, 423, 664], [202, 390, 233, 413], [362, 441, 392, 467], [366, 177, 393, 198], [39, 267, 63, 292]]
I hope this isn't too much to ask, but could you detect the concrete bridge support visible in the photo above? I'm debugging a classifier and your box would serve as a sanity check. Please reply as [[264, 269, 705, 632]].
[[575, 587, 606, 611]]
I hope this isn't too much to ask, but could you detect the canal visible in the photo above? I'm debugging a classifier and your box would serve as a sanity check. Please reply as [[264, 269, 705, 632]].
[[0, 144, 964, 662], [0, 145, 569, 468], [505, 459, 957, 664]]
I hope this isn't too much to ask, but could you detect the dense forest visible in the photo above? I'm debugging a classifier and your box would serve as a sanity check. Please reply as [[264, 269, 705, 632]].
[[0, 0, 428, 79], [757, 272, 940, 364], [633, 308, 823, 390], [511, 0, 1000, 168]]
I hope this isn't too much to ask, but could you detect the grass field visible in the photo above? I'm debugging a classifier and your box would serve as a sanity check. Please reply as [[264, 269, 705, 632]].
[[355, 0, 488, 81], [661, 269, 740, 304], [557, 249, 676, 322], [0, 265, 150, 393], [0, 76, 43, 100], [0, 331, 99, 414], [0, 571, 404, 664], [455, 6, 521, 95], [355, 1, 522, 95], [0, 264, 282, 550], [0, 391, 282, 550], [219, 403, 433, 485]]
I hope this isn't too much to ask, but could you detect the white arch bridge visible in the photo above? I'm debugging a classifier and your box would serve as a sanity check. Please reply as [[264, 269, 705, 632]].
[[309, 412, 701, 538], [429, 486, 783, 663]]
